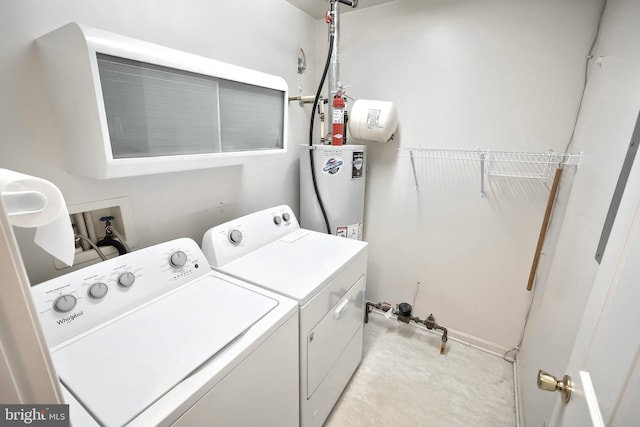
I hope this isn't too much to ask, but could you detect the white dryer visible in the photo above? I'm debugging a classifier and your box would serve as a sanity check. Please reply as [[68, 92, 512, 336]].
[[30, 238, 299, 427], [202, 205, 368, 427]]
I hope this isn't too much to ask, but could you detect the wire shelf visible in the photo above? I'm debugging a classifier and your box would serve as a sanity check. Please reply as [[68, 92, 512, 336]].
[[397, 147, 581, 194]]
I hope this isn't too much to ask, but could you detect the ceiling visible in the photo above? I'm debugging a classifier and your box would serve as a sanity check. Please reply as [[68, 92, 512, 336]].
[[286, 0, 395, 20]]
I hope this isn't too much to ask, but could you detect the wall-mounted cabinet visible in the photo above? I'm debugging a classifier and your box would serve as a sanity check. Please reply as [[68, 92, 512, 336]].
[[37, 23, 288, 179]]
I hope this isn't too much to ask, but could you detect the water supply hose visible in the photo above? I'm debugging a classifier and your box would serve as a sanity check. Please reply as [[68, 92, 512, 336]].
[[97, 216, 129, 256], [74, 234, 107, 261]]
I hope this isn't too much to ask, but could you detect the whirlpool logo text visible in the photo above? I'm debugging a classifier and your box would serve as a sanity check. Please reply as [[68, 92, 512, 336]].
[[56, 311, 83, 325]]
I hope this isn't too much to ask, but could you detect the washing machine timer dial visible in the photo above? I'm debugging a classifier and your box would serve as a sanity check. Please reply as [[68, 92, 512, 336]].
[[282, 212, 291, 222], [169, 250, 188, 268], [273, 216, 282, 225], [53, 294, 77, 312], [228, 229, 243, 245]]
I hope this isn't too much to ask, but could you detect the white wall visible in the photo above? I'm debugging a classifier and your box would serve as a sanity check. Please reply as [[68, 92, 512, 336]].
[[336, 0, 602, 351], [3, 3, 634, 424], [0, 0, 317, 284], [518, 0, 640, 425]]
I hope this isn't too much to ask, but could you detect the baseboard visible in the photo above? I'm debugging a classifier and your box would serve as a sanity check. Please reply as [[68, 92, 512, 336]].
[[366, 309, 511, 358], [513, 357, 523, 427], [443, 327, 513, 358]]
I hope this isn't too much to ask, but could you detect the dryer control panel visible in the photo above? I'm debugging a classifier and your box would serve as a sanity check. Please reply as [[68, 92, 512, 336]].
[[30, 238, 209, 348], [202, 205, 300, 267]]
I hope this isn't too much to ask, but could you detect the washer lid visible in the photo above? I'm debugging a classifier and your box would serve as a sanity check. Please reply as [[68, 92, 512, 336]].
[[219, 229, 367, 304], [52, 274, 277, 427]]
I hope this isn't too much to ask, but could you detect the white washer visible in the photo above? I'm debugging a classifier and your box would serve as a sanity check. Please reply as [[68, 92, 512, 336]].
[[30, 238, 299, 427], [202, 205, 368, 427]]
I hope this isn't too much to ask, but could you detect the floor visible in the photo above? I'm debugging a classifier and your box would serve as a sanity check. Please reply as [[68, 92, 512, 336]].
[[325, 311, 517, 427]]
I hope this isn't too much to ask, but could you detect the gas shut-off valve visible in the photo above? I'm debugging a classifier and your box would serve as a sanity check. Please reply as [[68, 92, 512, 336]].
[[365, 302, 449, 354]]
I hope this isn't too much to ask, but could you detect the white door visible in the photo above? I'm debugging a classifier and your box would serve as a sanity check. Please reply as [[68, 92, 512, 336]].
[[0, 201, 61, 403], [545, 152, 640, 426]]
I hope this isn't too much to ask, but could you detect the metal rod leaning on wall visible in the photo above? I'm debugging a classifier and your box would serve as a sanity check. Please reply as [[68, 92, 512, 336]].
[[527, 166, 564, 291]]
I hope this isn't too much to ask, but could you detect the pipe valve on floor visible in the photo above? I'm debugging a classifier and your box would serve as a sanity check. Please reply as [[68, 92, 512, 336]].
[[365, 301, 449, 355]]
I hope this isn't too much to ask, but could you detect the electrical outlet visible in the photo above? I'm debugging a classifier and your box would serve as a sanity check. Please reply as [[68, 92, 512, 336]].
[[54, 196, 137, 269]]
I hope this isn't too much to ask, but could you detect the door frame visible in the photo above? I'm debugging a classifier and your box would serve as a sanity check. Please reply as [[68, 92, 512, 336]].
[[0, 200, 61, 403]]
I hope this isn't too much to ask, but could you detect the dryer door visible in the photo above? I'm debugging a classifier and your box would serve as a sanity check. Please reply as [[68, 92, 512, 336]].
[[307, 275, 365, 398]]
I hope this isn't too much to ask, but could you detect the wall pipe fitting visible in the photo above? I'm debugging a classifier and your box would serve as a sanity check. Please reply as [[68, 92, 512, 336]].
[[288, 95, 321, 105], [365, 301, 449, 354]]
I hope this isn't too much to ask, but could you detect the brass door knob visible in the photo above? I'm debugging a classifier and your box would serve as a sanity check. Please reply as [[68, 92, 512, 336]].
[[537, 370, 572, 403]]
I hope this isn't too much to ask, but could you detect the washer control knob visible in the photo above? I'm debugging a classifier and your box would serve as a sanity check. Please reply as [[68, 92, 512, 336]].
[[53, 294, 77, 313], [282, 212, 291, 222], [228, 229, 243, 245], [88, 282, 109, 299], [273, 216, 282, 225], [169, 251, 188, 268], [117, 272, 136, 287]]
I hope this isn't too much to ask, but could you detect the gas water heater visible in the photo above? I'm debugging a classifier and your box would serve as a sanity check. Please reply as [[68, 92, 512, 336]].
[[298, 0, 397, 241], [300, 144, 366, 239]]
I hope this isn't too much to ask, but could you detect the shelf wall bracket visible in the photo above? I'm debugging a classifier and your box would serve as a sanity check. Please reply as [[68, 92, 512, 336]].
[[409, 149, 419, 189]]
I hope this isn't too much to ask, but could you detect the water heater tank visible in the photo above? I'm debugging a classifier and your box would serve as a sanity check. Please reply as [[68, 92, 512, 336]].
[[348, 99, 398, 143]]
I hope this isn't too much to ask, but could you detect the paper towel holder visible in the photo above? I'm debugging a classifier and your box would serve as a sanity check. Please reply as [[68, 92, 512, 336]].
[[2, 190, 48, 217]]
